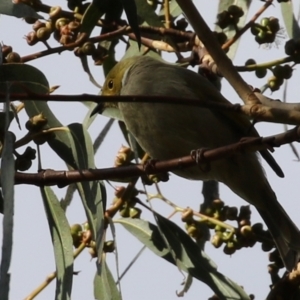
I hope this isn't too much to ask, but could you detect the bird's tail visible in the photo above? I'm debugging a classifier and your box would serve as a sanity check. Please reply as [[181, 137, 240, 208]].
[[257, 204, 300, 271]]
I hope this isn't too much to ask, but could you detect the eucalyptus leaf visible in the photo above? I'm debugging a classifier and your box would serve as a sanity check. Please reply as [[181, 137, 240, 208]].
[[0, 131, 15, 300], [24, 101, 106, 266], [67, 123, 106, 264], [117, 216, 250, 300], [94, 260, 122, 300], [135, 0, 164, 28], [0, 64, 49, 95], [280, 1, 300, 39], [80, 55, 102, 89], [120, 0, 141, 47], [92, 118, 115, 155], [0, 112, 14, 131], [80, 1, 106, 37], [0, 189, 3, 214], [40, 186, 74, 300]]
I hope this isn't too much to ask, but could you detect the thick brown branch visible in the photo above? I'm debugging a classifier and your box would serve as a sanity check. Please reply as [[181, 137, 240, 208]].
[[3, 93, 300, 125], [176, 0, 260, 105], [12, 127, 300, 187], [21, 25, 193, 63]]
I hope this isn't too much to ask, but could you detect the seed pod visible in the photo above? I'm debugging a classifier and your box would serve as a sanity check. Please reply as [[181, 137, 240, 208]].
[[255, 68, 267, 78], [25, 31, 38, 46], [240, 225, 253, 237], [268, 76, 283, 92], [15, 157, 32, 171], [212, 199, 224, 210], [211, 232, 223, 248], [268, 17, 280, 33], [25, 113, 48, 131], [245, 58, 256, 66], [70, 224, 83, 248], [129, 207, 142, 219], [223, 241, 236, 255], [228, 5, 244, 18], [261, 241, 274, 252], [6, 52, 21, 63], [32, 20, 45, 32], [55, 18, 69, 30], [81, 42, 96, 55], [36, 27, 52, 41], [260, 17, 270, 27], [250, 25, 260, 36], [1, 44, 13, 56], [216, 11, 231, 29], [49, 6, 62, 19], [285, 39, 296, 55], [23, 147, 36, 160], [103, 241, 115, 253], [224, 206, 238, 220]]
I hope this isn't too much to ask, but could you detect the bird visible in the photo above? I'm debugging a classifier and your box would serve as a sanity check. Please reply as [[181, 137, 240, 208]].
[[92, 55, 300, 271]]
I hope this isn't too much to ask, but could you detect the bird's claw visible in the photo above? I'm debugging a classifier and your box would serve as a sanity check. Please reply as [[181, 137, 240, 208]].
[[143, 159, 158, 173], [190, 148, 211, 172]]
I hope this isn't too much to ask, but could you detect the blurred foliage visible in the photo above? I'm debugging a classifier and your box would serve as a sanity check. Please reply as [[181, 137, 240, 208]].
[[1, 0, 300, 299]]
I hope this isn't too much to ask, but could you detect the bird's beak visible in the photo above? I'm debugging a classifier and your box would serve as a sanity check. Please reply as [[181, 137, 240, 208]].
[[90, 103, 104, 117]]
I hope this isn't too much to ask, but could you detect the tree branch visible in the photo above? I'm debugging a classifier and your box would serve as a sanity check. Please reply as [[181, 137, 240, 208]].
[[176, 0, 260, 105], [11, 127, 300, 187], [4, 93, 300, 125]]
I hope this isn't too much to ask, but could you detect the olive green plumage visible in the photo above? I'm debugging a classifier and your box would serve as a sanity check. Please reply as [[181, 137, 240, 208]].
[[93, 55, 300, 271]]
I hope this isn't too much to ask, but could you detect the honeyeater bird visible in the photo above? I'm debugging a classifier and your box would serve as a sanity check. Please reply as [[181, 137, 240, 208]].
[[92, 55, 300, 271]]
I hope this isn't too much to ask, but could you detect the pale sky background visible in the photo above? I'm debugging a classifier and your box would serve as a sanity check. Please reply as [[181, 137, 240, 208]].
[[1, 1, 300, 299]]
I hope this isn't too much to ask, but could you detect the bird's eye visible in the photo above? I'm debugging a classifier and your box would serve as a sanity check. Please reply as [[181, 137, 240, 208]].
[[108, 79, 114, 90]]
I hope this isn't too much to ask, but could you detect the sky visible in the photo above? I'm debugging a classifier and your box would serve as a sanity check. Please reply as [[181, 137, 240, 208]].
[[1, 1, 300, 299]]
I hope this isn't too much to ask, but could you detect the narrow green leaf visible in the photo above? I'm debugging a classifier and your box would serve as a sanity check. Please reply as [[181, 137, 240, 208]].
[[92, 118, 115, 154], [40, 186, 74, 300], [117, 217, 250, 300], [24, 97, 106, 258], [94, 260, 122, 300], [280, 1, 300, 39], [135, 0, 163, 28], [60, 184, 76, 211], [62, 123, 106, 264], [80, 56, 102, 89], [80, 1, 106, 37], [120, 0, 141, 47], [0, 112, 14, 133], [0, 189, 4, 214], [0, 131, 15, 300], [66, 124, 106, 265]]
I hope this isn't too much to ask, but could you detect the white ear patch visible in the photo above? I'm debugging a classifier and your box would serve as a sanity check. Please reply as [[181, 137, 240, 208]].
[[121, 66, 132, 88]]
